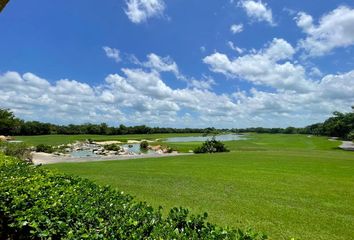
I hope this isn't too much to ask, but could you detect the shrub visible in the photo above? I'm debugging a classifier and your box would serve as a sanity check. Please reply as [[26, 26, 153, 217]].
[[347, 131, 354, 141], [0, 142, 31, 161], [36, 144, 54, 153], [166, 147, 174, 153], [0, 153, 266, 240], [140, 140, 149, 149], [103, 144, 120, 151], [194, 137, 230, 154]]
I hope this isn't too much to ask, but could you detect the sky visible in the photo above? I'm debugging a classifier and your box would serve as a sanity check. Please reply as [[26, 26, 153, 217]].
[[1, 0, 354, 128]]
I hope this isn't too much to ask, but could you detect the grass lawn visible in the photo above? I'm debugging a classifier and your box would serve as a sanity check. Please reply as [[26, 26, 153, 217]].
[[14, 133, 201, 146], [45, 134, 354, 240]]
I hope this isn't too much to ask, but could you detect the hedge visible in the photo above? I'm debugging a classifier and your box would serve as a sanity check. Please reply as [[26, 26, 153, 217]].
[[0, 153, 267, 239]]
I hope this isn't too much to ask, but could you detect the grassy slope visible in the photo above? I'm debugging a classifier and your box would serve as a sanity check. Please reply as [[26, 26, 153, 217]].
[[15, 133, 201, 146], [45, 134, 354, 240]]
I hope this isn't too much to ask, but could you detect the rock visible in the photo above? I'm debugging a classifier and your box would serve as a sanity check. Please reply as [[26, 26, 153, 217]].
[[149, 145, 161, 151]]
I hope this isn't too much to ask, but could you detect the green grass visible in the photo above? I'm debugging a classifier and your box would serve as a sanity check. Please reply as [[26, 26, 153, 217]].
[[45, 134, 354, 240], [15, 133, 201, 146]]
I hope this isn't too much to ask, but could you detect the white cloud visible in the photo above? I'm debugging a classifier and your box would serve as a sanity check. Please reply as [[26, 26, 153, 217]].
[[143, 53, 179, 75], [204, 38, 311, 92], [188, 77, 216, 90], [227, 41, 244, 54], [125, 0, 165, 24], [309, 67, 323, 78], [319, 70, 354, 100], [239, 0, 275, 26], [2, 39, 354, 129], [1, 68, 354, 128], [103, 46, 121, 63], [296, 6, 354, 57], [230, 24, 244, 34]]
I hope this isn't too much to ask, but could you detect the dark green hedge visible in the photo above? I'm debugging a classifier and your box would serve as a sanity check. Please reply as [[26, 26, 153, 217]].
[[0, 154, 267, 239]]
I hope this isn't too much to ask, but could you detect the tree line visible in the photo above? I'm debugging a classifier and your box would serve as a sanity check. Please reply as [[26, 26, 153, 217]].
[[231, 111, 354, 140], [0, 108, 353, 140], [0, 109, 222, 136]]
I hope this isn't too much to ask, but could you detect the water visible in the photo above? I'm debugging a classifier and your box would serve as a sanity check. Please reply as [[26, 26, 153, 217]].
[[121, 144, 155, 154], [164, 134, 245, 142], [71, 150, 97, 158], [69, 143, 156, 157]]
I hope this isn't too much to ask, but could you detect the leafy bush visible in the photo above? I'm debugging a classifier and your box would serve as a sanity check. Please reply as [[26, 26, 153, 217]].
[[36, 144, 54, 153], [0, 142, 31, 161], [140, 140, 149, 149], [347, 131, 354, 141], [166, 146, 174, 153], [194, 137, 230, 153], [103, 144, 120, 151], [0, 153, 266, 240]]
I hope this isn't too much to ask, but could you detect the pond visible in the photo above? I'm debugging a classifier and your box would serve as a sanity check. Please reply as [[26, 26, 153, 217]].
[[121, 143, 155, 154], [70, 143, 156, 157], [70, 150, 97, 158], [164, 134, 245, 142]]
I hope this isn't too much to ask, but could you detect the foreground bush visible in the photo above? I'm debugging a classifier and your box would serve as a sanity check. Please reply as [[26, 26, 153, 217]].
[[194, 137, 230, 154], [0, 154, 266, 239], [0, 142, 31, 161]]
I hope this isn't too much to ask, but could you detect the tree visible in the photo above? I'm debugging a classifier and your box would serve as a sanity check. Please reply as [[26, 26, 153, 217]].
[[0, 109, 23, 135], [0, 0, 9, 13], [194, 137, 229, 154]]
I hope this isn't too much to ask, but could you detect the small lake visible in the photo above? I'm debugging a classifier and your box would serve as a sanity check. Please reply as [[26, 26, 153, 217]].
[[71, 150, 96, 158], [164, 134, 245, 142], [70, 144, 155, 157], [121, 143, 155, 154]]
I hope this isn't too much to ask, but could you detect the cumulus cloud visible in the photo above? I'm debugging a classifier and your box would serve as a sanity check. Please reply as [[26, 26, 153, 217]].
[[103, 46, 121, 63], [125, 0, 165, 24], [296, 6, 354, 57], [143, 53, 179, 75], [230, 24, 243, 34], [203, 38, 312, 92], [1, 67, 354, 128], [239, 0, 275, 26]]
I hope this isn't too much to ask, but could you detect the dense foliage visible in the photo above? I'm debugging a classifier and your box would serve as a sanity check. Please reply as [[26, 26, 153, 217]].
[[36, 144, 54, 153], [103, 144, 121, 151], [0, 142, 31, 161], [1, 108, 353, 140], [194, 137, 230, 153], [140, 141, 149, 149], [0, 108, 220, 136], [0, 0, 9, 12], [0, 154, 266, 239], [302, 111, 354, 140], [0, 109, 22, 136], [233, 111, 354, 140]]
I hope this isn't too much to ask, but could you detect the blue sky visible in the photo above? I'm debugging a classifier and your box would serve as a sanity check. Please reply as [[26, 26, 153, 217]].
[[1, 0, 354, 128]]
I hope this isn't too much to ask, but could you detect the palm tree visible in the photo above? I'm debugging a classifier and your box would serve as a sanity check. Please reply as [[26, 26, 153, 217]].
[[0, 0, 9, 13]]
